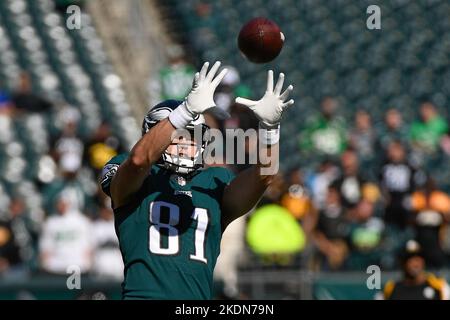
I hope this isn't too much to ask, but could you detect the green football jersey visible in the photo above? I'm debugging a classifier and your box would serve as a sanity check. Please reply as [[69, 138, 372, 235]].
[[101, 153, 235, 300]]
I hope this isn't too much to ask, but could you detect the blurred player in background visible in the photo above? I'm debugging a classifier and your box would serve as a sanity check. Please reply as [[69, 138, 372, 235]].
[[147, 45, 196, 108], [382, 240, 449, 300]]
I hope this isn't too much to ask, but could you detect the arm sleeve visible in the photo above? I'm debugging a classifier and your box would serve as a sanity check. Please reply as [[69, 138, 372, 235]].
[[428, 274, 450, 300], [100, 154, 128, 197], [216, 167, 236, 194]]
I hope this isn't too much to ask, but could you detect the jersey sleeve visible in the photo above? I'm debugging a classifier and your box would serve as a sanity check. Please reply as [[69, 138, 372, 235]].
[[427, 274, 450, 300], [208, 166, 236, 201], [383, 280, 395, 300], [213, 166, 236, 186], [100, 153, 128, 197]]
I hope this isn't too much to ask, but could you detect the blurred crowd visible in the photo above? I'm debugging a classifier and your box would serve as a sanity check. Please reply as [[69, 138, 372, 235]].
[[232, 97, 450, 270], [299, 97, 447, 271], [223, 92, 450, 275], [0, 72, 124, 281]]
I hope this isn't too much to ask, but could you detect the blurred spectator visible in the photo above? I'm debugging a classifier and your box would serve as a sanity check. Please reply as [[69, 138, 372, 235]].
[[11, 72, 52, 114], [377, 108, 408, 151], [206, 66, 253, 131], [306, 159, 339, 210], [409, 102, 448, 154], [148, 45, 195, 107], [84, 122, 121, 176], [0, 198, 33, 279], [214, 66, 240, 115], [409, 177, 450, 268], [312, 185, 349, 270], [225, 103, 259, 131], [195, 2, 212, 18], [52, 107, 84, 172], [43, 106, 88, 213], [190, 3, 216, 51], [379, 141, 419, 229], [349, 110, 377, 163], [221, 103, 259, 172], [54, 0, 85, 13], [92, 204, 123, 280], [281, 169, 314, 222], [43, 168, 87, 215], [0, 220, 22, 276], [39, 194, 93, 275], [0, 90, 14, 116], [300, 97, 347, 157], [440, 128, 450, 157], [331, 149, 377, 209], [383, 240, 449, 300], [345, 199, 385, 269]]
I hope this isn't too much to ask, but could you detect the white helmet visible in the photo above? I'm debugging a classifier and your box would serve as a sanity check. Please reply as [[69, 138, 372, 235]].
[[142, 100, 210, 175]]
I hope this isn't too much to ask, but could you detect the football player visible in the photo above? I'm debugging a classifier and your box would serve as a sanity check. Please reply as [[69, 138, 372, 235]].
[[382, 240, 449, 300], [100, 61, 294, 299]]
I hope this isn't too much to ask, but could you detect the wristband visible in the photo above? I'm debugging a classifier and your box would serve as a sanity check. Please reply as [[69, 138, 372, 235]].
[[259, 122, 280, 145], [168, 101, 195, 129]]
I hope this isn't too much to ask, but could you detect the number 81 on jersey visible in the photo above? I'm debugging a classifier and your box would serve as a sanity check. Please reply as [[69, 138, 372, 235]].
[[148, 201, 209, 264]]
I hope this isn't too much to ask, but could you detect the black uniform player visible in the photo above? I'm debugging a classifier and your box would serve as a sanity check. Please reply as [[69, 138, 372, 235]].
[[383, 240, 449, 300]]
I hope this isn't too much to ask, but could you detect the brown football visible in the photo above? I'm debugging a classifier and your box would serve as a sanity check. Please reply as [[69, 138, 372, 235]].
[[238, 17, 284, 64]]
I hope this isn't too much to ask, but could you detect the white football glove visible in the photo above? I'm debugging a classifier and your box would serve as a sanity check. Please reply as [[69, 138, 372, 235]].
[[169, 61, 228, 128], [235, 70, 294, 129]]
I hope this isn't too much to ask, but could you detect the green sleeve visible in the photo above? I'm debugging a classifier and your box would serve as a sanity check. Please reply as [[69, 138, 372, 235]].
[[207, 166, 236, 201], [100, 153, 129, 196], [212, 166, 235, 186], [299, 118, 317, 152], [432, 117, 448, 135], [409, 122, 421, 142]]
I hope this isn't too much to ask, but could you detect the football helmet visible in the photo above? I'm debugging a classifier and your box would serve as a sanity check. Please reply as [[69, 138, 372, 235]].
[[142, 100, 210, 175]]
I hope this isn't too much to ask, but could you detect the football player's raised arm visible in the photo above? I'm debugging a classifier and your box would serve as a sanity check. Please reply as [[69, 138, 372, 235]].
[[221, 70, 294, 228], [110, 61, 228, 209], [110, 118, 176, 208], [221, 143, 278, 228]]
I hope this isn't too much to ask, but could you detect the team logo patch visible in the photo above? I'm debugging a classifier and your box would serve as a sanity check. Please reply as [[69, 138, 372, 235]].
[[101, 163, 119, 186], [423, 286, 435, 299]]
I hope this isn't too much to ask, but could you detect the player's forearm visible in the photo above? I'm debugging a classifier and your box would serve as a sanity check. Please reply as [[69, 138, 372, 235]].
[[235, 143, 279, 209], [222, 146, 278, 226], [223, 69, 292, 225], [111, 119, 176, 207], [257, 141, 279, 179], [129, 118, 176, 169], [221, 166, 267, 227]]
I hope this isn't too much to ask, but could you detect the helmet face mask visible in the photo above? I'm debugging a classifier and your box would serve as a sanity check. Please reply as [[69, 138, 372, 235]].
[[161, 123, 209, 175], [141, 100, 210, 175]]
